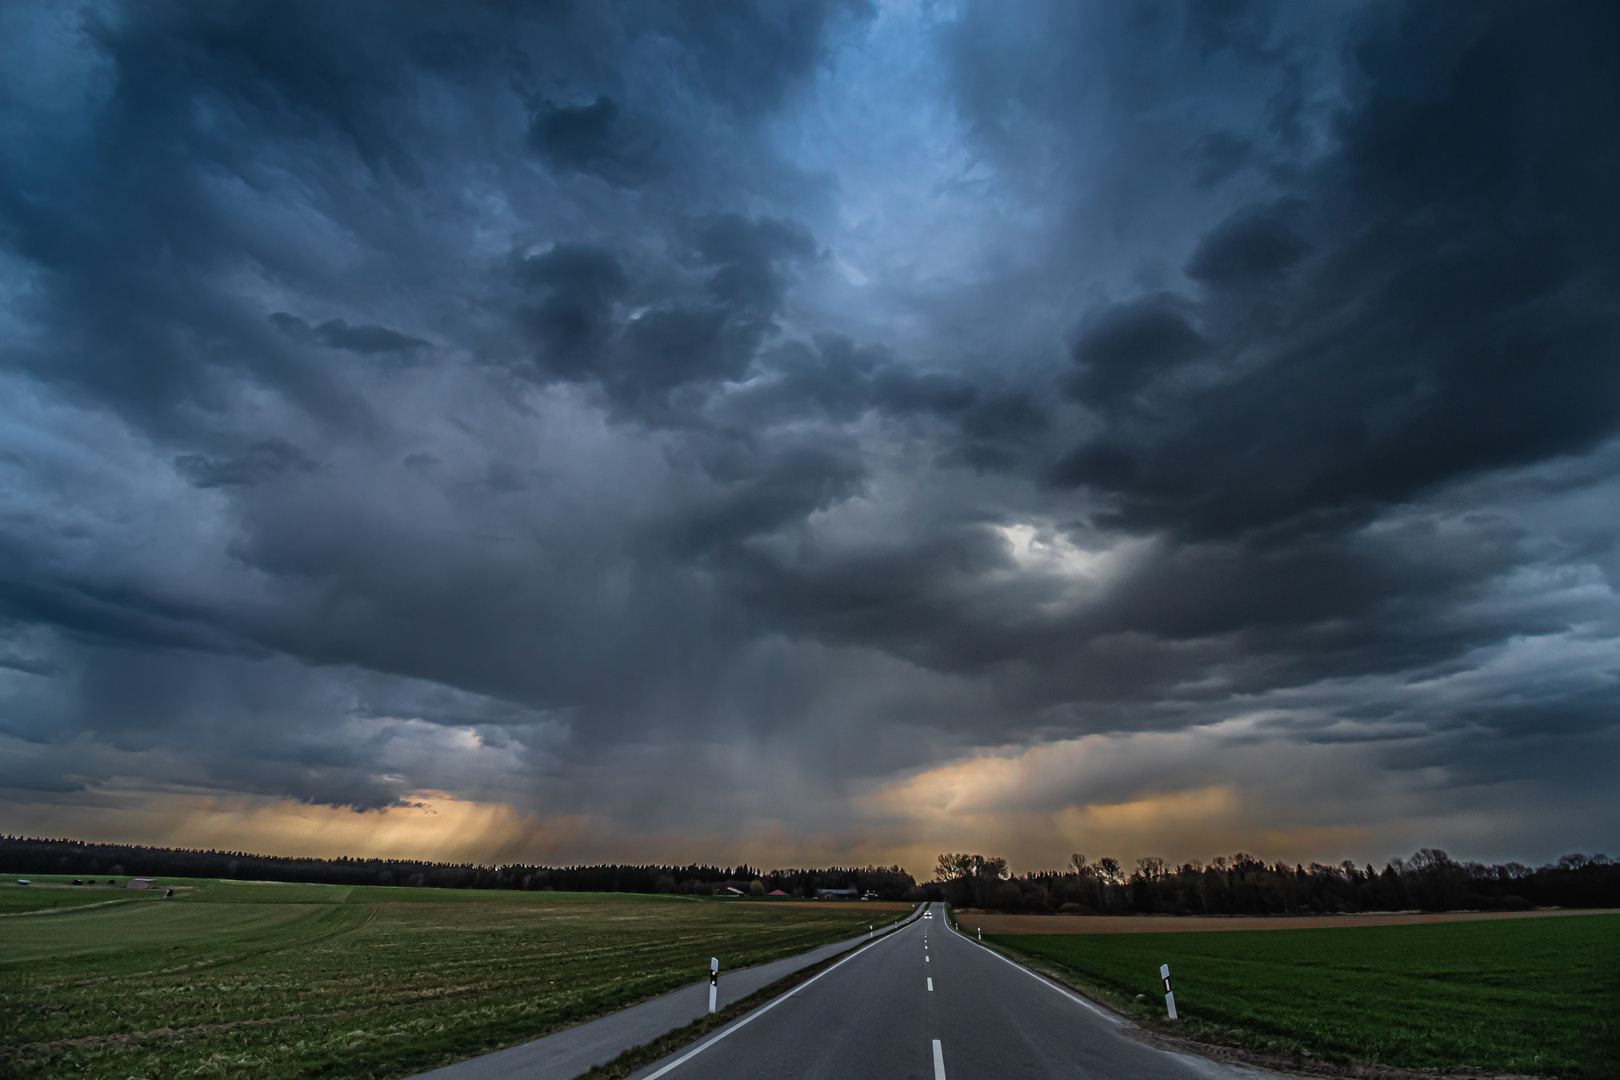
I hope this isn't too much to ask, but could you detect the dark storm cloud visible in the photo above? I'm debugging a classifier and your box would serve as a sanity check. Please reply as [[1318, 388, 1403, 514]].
[[0, 0, 1616, 861], [1049, 1, 1620, 538], [1182, 200, 1309, 286], [615, 214, 817, 399], [517, 244, 632, 380], [1, 0, 863, 431], [175, 438, 319, 488], [0, 0, 874, 778], [529, 97, 664, 187], [320, 321, 429, 357], [513, 215, 823, 419], [271, 312, 431, 358], [688, 0, 1620, 776], [1065, 294, 1209, 408]]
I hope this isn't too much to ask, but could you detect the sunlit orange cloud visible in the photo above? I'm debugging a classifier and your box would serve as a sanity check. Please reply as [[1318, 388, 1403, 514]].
[[861, 740, 1374, 874], [0, 786, 936, 872], [2, 729, 1399, 879], [0, 787, 599, 865]]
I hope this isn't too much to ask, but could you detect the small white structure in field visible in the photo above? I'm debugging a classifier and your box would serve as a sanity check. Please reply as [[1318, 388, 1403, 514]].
[[128, 878, 155, 890]]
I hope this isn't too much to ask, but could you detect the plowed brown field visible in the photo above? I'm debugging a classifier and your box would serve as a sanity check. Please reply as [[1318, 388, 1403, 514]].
[[956, 906, 1617, 934]]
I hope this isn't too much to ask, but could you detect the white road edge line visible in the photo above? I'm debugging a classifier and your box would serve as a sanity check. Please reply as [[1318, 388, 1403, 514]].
[[949, 920, 1123, 1025], [932, 1038, 947, 1080], [640, 907, 922, 1079]]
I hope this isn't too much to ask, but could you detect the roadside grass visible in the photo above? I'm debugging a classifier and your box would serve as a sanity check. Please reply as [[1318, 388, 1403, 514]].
[[989, 912, 1618, 1080], [575, 939, 860, 1080], [0, 881, 906, 1080]]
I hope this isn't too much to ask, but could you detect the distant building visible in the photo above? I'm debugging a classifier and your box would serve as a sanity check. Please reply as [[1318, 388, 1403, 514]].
[[817, 888, 856, 897], [725, 886, 745, 895], [127, 878, 155, 890], [767, 889, 788, 896]]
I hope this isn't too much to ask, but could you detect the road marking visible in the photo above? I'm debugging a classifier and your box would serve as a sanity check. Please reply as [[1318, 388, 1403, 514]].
[[927, 977, 934, 991], [640, 926, 910, 1079], [949, 923, 1121, 1024], [925, 955, 930, 962], [932, 1038, 947, 1080]]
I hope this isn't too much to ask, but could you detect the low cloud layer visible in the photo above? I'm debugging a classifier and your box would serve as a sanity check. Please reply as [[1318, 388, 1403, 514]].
[[1, 0, 1616, 873]]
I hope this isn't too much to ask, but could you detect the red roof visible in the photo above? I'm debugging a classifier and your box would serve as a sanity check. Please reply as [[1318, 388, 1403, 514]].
[[767, 889, 789, 896]]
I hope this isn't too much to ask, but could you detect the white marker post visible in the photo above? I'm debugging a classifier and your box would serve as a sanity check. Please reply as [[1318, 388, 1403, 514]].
[[709, 957, 719, 1014], [977, 927, 981, 940], [1160, 963, 1177, 1020], [869, 924, 874, 939]]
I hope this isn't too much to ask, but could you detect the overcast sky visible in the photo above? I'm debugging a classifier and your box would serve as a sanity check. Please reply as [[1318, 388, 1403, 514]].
[[1, 0, 1616, 875]]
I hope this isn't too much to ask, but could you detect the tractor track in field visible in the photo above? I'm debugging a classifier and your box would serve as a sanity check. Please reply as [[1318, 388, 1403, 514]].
[[0, 898, 146, 918]]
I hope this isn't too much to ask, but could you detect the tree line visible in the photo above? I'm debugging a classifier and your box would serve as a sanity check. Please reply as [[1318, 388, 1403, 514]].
[[931, 848, 1619, 914], [12, 834, 1612, 912], [0, 835, 917, 899]]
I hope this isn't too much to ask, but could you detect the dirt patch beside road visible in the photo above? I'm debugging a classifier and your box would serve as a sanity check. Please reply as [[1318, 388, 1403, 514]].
[[958, 907, 1618, 934]]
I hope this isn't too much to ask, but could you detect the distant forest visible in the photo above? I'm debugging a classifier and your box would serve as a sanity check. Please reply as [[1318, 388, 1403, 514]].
[[934, 849, 1620, 914], [5, 836, 1616, 914], [0, 836, 918, 900]]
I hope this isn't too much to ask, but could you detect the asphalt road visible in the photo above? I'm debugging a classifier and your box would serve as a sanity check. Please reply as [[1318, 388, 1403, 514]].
[[405, 906, 923, 1080], [624, 902, 1269, 1080]]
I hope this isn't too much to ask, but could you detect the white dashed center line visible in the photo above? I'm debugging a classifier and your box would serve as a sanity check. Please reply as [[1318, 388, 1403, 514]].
[[927, 977, 934, 991], [932, 1038, 947, 1080]]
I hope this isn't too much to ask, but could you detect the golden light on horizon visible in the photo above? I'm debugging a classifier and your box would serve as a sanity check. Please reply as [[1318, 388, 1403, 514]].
[[0, 787, 587, 865], [862, 736, 1377, 873]]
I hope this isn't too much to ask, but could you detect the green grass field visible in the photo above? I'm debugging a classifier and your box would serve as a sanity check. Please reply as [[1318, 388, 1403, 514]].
[[990, 913, 1618, 1079], [0, 876, 907, 1079], [0, 878, 165, 914]]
